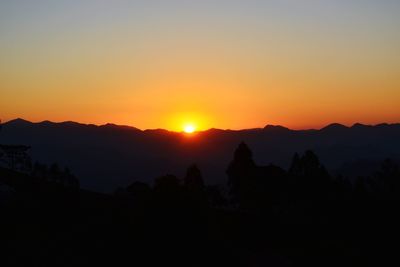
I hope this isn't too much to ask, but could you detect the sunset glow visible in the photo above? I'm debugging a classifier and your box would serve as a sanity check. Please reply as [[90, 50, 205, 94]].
[[1, 2, 399, 265], [183, 124, 196, 134], [0, 1, 399, 130]]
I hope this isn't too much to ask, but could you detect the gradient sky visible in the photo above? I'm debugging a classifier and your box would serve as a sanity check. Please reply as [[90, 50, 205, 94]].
[[1, 0, 399, 131]]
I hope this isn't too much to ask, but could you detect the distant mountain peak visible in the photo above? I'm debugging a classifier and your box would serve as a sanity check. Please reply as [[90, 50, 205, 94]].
[[374, 123, 400, 129], [376, 123, 389, 127], [60, 121, 86, 127], [351, 123, 371, 129], [144, 128, 173, 133], [100, 123, 140, 131], [263, 125, 290, 132], [4, 118, 32, 126], [321, 123, 348, 131], [202, 128, 226, 133], [40, 120, 55, 125]]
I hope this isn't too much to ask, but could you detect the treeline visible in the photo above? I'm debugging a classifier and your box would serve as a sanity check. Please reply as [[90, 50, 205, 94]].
[[115, 164, 226, 210], [2, 142, 400, 266], [116, 142, 400, 224], [228, 142, 400, 221], [31, 162, 79, 189]]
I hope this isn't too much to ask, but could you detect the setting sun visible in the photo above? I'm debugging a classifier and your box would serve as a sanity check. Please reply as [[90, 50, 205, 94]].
[[183, 124, 196, 133]]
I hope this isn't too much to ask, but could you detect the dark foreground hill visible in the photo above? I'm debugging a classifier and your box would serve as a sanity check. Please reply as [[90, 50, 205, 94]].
[[2, 147, 400, 267], [1, 118, 400, 192]]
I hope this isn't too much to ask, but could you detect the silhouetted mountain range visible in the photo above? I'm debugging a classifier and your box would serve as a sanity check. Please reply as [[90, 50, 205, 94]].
[[1, 118, 400, 192]]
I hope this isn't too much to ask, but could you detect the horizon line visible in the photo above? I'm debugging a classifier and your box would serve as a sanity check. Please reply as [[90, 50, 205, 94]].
[[2, 118, 399, 133]]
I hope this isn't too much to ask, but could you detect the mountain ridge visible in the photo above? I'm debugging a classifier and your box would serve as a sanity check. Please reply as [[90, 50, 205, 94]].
[[1, 118, 400, 193], [4, 118, 400, 133]]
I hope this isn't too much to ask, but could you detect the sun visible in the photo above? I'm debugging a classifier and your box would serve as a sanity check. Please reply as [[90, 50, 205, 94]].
[[183, 123, 196, 134]]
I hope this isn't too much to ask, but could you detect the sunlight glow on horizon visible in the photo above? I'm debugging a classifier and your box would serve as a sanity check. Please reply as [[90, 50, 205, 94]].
[[183, 123, 196, 134], [0, 1, 399, 130]]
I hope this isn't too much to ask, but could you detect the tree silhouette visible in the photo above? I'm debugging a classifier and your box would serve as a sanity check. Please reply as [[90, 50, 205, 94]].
[[184, 164, 204, 191], [226, 142, 257, 208], [183, 164, 207, 208], [289, 152, 301, 175], [227, 142, 287, 210], [375, 159, 400, 201], [287, 150, 333, 221]]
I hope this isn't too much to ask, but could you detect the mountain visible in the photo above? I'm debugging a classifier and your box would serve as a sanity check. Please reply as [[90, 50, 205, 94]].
[[321, 123, 348, 132], [1, 119, 400, 193], [263, 124, 291, 133]]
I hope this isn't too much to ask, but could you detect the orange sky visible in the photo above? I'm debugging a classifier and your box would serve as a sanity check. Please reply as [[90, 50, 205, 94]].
[[1, 1, 399, 131]]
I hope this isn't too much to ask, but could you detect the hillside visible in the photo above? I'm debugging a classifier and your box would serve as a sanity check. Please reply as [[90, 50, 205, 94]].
[[1, 119, 399, 192]]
